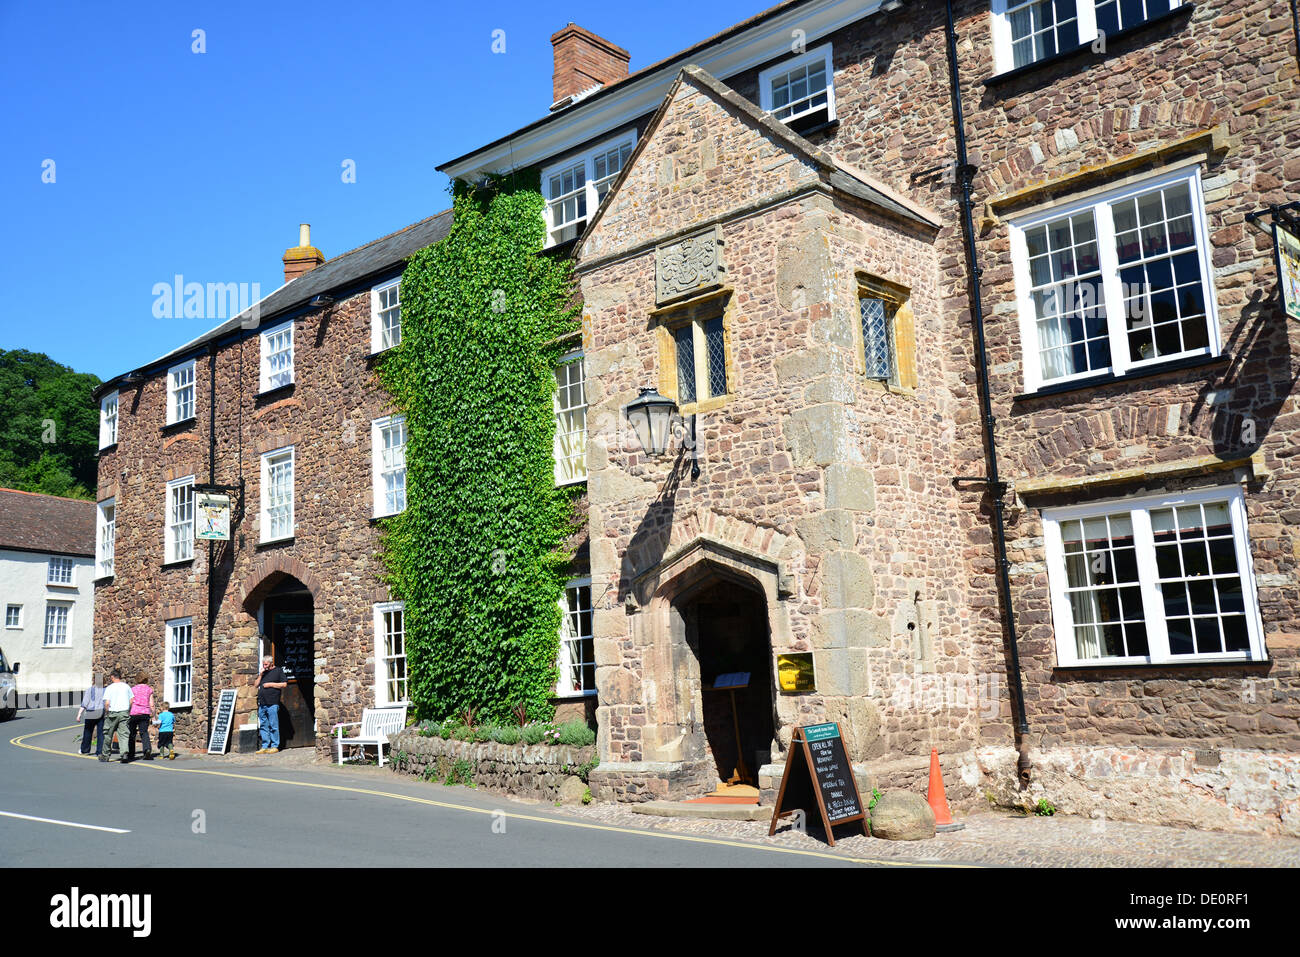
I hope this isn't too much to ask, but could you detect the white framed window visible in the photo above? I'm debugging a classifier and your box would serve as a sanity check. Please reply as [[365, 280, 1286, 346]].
[[165, 618, 193, 707], [373, 601, 408, 706], [47, 556, 75, 586], [97, 498, 116, 579], [371, 278, 401, 353], [43, 602, 71, 647], [541, 132, 636, 247], [167, 360, 196, 424], [991, 0, 1182, 73], [99, 391, 118, 448], [165, 476, 195, 563], [672, 315, 728, 404], [260, 447, 295, 542], [557, 578, 595, 696], [758, 43, 836, 129], [260, 321, 295, 392], [554, 351, 587, 485], [1010, 165, 1217, 393], [371, 417, 407, 518], [5, 605, 21, 629], [1044, 486, 1265, 667]]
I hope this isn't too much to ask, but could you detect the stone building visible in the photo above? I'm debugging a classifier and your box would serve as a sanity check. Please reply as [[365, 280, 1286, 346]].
[[94, 0, 1300, 834], [0, 488, 95, 709], [439, 0, 1299, 833]]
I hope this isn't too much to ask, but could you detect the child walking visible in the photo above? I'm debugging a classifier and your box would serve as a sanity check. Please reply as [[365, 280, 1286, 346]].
[[156, 702, 176, 760]]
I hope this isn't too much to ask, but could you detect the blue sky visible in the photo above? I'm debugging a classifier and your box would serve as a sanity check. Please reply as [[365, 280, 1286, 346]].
[[0, 0, 762, 382]]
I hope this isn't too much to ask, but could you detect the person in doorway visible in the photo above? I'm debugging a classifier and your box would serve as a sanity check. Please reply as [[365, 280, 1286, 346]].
[[156, 701, 176, 759], [255, 655, 287, 754], [76, 675, 106, 756], [125, 671, 155, 762], [101, 670, 132, 764]]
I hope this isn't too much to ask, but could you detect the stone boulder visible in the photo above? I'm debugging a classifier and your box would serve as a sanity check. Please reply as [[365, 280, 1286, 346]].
[[557, 775, 588, 806], [869, 791, 936, 841]]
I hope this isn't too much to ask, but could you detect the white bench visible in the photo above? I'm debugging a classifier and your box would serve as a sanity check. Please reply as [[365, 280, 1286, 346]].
[[332, 706, 407, 767]]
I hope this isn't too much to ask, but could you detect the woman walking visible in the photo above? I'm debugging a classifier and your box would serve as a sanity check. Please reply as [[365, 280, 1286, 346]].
[[125, 671, 156, 762], [76, 675, 106, 756]]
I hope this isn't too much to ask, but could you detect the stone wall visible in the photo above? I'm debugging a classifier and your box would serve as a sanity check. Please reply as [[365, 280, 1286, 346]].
[[390, 730, 596, 802]]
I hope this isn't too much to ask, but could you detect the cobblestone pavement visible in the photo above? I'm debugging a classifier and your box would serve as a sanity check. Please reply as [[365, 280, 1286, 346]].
[[557, 803, 1300, 867]]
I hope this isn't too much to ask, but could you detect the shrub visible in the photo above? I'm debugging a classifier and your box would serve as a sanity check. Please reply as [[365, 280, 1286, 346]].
[[490, 725, 522, 745], [555, 720, 596, 747], [521, 723, 547, 745]]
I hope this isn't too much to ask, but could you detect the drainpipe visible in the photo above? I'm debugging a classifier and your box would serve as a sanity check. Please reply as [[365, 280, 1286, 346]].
[[206, 343, 217, 744], [943, 0, 1031, 743]]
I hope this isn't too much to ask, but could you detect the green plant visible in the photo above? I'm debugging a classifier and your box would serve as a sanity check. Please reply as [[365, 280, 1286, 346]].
[[869, 787, 882, 811], [378, 177, 580, 725], [555, 720, 596, 747], [521, 723, 548, 745], [444, 758, 476, 786], [490, 725, 522, 745], [1034, 798, 1056, 816], [512, 702, 530, 727], [582, 786, 593, 805]]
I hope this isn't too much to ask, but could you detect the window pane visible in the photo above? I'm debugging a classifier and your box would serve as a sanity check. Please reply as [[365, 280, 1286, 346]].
[[704, 317, 727, 397], [860, 297, 895, 381], [674, 325, 696, 403]]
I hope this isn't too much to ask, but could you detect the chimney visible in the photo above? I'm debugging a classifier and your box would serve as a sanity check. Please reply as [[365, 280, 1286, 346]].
[[550, 23, 630, 108], [282, 224, 325, 283]]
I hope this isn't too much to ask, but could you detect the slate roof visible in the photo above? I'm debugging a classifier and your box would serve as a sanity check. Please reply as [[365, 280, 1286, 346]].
[[98, 209, 454, 394], [0, 489, 95, 557]]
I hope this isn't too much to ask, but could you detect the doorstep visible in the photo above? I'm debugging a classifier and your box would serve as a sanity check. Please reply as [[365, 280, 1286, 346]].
[[631, 800, 773, 822]]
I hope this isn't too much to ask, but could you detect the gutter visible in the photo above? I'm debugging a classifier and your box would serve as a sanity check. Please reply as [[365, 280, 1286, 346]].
[[943, 0, 1031, 739]]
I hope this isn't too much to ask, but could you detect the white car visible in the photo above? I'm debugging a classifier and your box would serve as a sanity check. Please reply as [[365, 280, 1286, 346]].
[[0, 647, 17, 720]]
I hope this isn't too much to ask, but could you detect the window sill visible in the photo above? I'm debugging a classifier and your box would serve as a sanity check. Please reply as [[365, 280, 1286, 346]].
[[256, 536, 295, 549], [256, 383, 295, 403], [1014, 352, 1228, 402], [1054, 657, 1271, 675], [552, 691, 598, 701], [984, 5, 1195, 90], [370, 512, 404, 524], [162, 417, 196, 434], [366, 347, 398, 362], [94, 574, 114, 583], [555, 476, 588, 488], [97, 443, 118, 455], [45, 582, 78, 590], [41, 644, 72, 650], [161, 559, 194, 569], [787, 115, 839, 138]]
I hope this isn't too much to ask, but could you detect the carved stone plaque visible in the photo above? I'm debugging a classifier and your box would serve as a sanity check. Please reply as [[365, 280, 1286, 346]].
[[655, 226, 724, 305]]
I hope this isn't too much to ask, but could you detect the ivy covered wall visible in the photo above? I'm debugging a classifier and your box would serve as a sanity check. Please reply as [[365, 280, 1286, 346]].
[[379, 180, 581, 722]]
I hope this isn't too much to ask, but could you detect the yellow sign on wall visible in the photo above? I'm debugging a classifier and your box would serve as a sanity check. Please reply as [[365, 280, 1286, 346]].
[[1276, 224, 1300, 322], [777, 653, 816, 693]]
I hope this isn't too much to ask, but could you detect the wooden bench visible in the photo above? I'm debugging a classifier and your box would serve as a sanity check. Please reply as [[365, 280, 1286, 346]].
[[332, 706, 407, 767]]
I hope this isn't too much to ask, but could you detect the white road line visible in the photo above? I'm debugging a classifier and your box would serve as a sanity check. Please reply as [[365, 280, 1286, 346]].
[[0, 810, 130, 834]]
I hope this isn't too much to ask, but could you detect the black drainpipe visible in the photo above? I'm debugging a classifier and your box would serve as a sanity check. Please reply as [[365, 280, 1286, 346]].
[[206, 343, 217, 744], [944, 0, 1030, 739]]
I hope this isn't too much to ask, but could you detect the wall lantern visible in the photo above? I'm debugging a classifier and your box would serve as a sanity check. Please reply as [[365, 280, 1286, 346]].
[[623, 387, 677, 456]]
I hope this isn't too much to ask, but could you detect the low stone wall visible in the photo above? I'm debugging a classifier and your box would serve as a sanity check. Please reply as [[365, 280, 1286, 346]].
[[389, 730, 595, 802]]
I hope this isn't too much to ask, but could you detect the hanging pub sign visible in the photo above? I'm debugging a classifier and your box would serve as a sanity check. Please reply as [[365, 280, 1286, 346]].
[[768, 721, 867, 846], [196, 492, 231, 541], [1274, 222, 1300, 322]]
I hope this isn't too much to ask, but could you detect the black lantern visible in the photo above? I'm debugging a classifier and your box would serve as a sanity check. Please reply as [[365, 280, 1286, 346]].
[[623, 387, 677, 456]]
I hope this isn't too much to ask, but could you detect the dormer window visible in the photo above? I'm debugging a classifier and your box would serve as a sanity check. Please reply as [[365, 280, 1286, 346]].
[[541, 133, 636, 247], [759, 43, 836, 133]]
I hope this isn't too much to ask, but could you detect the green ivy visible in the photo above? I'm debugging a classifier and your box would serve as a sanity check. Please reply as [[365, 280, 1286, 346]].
[[378, 178, 580, 724]]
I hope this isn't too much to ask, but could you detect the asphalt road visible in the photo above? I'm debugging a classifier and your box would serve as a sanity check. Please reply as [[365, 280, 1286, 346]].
[[2, 707, 865, 868]]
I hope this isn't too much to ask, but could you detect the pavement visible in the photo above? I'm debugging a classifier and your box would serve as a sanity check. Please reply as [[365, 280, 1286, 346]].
[[9, 706, 1299, 868]]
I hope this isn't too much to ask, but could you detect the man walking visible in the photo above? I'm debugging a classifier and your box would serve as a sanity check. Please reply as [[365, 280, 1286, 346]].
[[101, 670, 132, 764], [255, 655, 287, 754]]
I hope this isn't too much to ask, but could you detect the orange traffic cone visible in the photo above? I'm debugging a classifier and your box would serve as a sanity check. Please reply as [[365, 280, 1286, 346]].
[[927, 747, 963, 831]]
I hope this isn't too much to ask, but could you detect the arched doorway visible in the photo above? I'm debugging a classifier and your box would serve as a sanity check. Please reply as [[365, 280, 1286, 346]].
[[678, 574, 775, 793]]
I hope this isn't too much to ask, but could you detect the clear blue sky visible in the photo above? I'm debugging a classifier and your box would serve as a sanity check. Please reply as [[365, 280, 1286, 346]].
[[0, 0, 762, 382]]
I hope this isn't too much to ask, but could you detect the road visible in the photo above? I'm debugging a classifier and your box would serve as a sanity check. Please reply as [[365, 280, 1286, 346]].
[[2, 706, 873, 868]]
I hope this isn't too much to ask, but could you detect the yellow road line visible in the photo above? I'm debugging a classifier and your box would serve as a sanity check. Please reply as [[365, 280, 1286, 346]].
[[10, 724, 971, 868]]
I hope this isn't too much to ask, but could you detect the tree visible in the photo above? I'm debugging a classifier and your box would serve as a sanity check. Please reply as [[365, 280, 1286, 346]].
[[0, 350, 102, 499]]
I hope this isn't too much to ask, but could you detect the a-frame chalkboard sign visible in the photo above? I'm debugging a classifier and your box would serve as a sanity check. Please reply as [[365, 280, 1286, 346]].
[[768, 722, 867, 846]]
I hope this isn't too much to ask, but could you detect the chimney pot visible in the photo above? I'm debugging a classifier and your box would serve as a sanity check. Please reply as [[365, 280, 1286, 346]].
[[282, 223, 325, 283], [550, 24, 630, 108]]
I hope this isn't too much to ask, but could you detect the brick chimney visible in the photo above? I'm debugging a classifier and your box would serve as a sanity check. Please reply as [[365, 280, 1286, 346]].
[[282, 224, 325, 283], [550, 23, 630, 108]]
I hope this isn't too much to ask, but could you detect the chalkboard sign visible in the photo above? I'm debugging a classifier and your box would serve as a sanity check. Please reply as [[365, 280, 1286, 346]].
[[276, 614, 313, 680], [768, 722, 867, 845], [207, 689, 239, 754]]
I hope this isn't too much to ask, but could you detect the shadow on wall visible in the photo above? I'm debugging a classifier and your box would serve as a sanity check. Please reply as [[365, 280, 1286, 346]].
[[1196, 287, 1296, 457], [617, 451, 690, 604]]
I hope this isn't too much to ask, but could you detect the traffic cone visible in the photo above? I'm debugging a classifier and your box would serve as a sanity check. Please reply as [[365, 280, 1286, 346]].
[[927, 747, 964, 831]]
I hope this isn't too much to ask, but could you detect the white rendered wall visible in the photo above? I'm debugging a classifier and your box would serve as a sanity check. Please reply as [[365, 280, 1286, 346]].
[[0, 549, 94, 697]]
